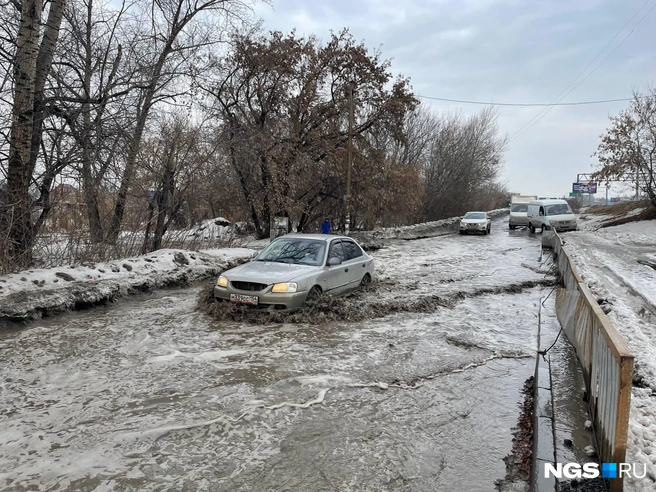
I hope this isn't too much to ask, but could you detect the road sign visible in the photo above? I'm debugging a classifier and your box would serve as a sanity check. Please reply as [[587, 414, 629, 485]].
[[569, 192, 582, 197]]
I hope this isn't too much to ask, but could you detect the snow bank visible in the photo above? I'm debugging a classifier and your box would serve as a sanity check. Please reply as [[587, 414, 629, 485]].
[[562, 220, 656, 490], [0, 248, 255, 324], [176, 216, 233, 240], [352, 208, 509, 248]]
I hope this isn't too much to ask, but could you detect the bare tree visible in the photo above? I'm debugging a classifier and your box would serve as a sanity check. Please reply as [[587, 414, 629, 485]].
[[50, 0, 132, 243], [106, 0, 253, 243], [138, 115, 216, 252], [593, 88, 656, 207], [419, 106, 507, 220]]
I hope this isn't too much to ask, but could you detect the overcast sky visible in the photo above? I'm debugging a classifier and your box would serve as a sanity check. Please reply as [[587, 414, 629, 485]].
[[253, 0, 656, 198]]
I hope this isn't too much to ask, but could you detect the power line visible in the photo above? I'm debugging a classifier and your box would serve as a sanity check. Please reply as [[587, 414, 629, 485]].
[[416, 94, 635, 106], [507, 0, 654, 143]]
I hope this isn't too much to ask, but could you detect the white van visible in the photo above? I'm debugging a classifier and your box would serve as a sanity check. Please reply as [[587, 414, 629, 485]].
[[509, 195, 537, 229], [527, 199, 577, 233]]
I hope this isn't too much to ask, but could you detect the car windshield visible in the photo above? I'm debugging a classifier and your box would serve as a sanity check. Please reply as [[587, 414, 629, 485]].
[[511, 204, 528, 212], [256, 238, 326, 266], [464, 212, 486, 219], [545, 204, 572, 216]]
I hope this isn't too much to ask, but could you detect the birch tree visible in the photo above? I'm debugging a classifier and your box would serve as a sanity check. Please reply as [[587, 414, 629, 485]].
[[4, 0, 66, 268]]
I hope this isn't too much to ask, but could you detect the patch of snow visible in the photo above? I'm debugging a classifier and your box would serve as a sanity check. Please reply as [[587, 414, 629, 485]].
[[562, 220, 656, 490], [200, 247, 258, 260], [183, 217, 233, 240], [0, 247, 255, 322]]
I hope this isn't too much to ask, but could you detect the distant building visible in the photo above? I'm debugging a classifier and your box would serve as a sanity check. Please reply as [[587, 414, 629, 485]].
[[46, 184, 85, 231]]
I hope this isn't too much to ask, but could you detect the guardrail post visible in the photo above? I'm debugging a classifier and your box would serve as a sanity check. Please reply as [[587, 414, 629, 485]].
[[610, 355, 634, 492]]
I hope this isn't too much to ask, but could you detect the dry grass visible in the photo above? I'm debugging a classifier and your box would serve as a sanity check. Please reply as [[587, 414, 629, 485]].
[[585, 199, 651, 216]]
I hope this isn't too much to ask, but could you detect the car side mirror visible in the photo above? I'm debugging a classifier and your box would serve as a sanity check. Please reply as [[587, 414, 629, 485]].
[[328, 256, 342, 266], [250, 251, 258, 260]]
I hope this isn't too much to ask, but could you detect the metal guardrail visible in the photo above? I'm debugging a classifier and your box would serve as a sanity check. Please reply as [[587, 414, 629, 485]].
[[550, 231, 634, 492]]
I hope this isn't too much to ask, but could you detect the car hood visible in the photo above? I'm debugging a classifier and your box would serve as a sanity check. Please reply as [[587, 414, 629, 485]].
[[509, 211, 528, 216], [225, 260, 318, 283], [461, 219, 487, 224]]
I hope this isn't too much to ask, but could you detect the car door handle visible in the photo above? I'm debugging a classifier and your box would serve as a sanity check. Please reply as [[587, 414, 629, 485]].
[[344, 268, 349, 272]]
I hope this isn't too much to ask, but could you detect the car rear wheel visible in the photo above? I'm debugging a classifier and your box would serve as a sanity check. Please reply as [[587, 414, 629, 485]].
[[509, 225, 516, 230], [528, 222, 535, 233], [360, 273, 372, 287]]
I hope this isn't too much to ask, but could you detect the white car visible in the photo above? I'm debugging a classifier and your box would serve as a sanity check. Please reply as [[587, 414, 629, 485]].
[[459, 212, 491, 235]]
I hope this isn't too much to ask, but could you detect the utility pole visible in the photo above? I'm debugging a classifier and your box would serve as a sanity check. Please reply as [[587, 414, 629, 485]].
[[345, 82, 355, 236]]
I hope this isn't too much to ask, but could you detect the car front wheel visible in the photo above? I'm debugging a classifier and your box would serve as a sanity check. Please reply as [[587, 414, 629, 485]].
[[529, 222, 535, 233], [306, 285, 323, 302]]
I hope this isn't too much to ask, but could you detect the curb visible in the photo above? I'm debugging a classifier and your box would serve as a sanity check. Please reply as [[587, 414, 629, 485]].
[[531, 306, 557, 492]]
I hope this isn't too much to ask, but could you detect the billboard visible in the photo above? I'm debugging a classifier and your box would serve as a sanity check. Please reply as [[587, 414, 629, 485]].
[[572, 182, 597, 194]]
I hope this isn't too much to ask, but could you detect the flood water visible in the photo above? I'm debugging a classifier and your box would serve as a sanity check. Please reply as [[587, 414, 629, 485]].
[[0, 220, 552, 491]]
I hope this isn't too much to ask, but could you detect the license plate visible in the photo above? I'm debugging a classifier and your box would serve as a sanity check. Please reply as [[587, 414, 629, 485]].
[[230, 294, 258, 305]]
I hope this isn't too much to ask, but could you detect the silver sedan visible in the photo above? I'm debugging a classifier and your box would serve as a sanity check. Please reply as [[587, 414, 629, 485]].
[[214, 234, 375, 311]]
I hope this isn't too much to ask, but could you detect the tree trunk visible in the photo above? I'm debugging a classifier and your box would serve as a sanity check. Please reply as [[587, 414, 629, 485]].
[[26, 0, 66, 242], [80, 0, 105, 243], [107, 5, 183, 243], [142, 193, 156, 254], [6, 0, 43, 269], [153, 142, 176, 251]]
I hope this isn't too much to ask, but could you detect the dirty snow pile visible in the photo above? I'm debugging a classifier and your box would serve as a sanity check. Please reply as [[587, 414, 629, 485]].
[[562, 219, 656, 490], [0, 248, 255, 322], [177, 217, 233, 240]]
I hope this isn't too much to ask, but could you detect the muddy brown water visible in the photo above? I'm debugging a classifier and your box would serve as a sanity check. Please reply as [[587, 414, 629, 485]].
[[0, 220, 553, 491]]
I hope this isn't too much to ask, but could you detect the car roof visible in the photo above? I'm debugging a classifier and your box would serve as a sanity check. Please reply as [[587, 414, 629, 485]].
[[464, 211, 488, 214], [529, 199, 568, 205], [275, 233, 355, 242]]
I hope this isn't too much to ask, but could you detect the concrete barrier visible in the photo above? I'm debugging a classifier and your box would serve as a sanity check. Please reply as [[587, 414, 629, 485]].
[[551, 231, 634, 492]]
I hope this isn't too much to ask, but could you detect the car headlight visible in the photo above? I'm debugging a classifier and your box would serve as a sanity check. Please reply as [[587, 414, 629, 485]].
[[217, 275, 228, 287], [271, 282, 298, 293]]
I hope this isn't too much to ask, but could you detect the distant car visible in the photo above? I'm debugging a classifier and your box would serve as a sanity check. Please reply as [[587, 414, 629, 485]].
[[459, 212, 491, 235], [214, 234, 374, 311], [508, 195, 536, 229], [509, 203, 529, 229]]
